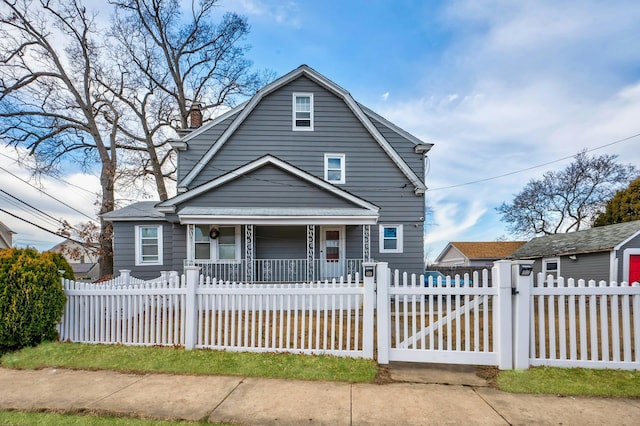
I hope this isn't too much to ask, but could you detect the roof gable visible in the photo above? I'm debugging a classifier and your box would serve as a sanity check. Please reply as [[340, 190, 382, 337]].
[[178, 65, 427, 194], [158, 155, 380, 214], [511, 221, 640, 258], [434, 241, 526, 263]]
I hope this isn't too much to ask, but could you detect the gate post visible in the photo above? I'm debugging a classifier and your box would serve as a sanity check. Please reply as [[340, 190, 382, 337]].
[[184, 266, 200, 350], [362, 262, 377, 359], [512, 260, 534, 369], [375, 262, 390, 364], [493, 260, 513, 369]]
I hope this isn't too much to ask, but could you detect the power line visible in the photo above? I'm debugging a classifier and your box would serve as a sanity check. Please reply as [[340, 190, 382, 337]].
[[0, 189, 65, 228], [0, 151, 98, 197], [0, 165, 97, 222], [0, 208, 87, 247], [427, 132, 640, 192]]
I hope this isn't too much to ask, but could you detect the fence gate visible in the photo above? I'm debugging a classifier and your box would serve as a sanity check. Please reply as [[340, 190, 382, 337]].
[[372, 261, 514, 368]]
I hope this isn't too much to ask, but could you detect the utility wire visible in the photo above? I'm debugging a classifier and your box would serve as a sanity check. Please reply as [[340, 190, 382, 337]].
[[0, 151, 97, 196], [0, 189, 66, 228], [426, 132, 640, 192], [0, 207, 86, 247], [0, 165, 97, 222]]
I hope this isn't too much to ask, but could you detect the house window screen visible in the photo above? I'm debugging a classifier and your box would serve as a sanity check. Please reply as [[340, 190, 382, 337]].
[[136, 225, 163, 266], [194, 225, 211, 260], [379, 224, 403, 254], [293, 93, 313, 130], [324, 154, 345, 184], [218, 226, 237, 260]]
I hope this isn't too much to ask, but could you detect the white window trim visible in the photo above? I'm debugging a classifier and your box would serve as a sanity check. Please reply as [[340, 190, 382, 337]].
[[622, 248, 640, 284], [379, 224, 403, 254], [542, 257, 560, 279], [213, 225, 242, 262], [135, 225, 163, 266], [292, 92, 314, 131], [324, 153, 346, 184]]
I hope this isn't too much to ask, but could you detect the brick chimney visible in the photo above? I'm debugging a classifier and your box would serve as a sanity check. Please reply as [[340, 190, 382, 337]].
[[189, 103, 203, 128]]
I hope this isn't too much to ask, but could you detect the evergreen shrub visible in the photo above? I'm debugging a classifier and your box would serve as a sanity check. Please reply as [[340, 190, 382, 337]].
[[0, 248, 67, 351]]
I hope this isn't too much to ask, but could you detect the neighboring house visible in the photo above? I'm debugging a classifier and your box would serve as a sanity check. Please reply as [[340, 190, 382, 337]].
[[433, 241, 526, 267], [104, 65, 432, 281], [0, 220, 15, 249], [510, 220, 640, 284], [49, 240, 100, 282]]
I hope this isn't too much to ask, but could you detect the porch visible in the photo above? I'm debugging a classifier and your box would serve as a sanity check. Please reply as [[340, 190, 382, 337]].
[[183, 222, 373, 283], [186, 258, 365, 283]]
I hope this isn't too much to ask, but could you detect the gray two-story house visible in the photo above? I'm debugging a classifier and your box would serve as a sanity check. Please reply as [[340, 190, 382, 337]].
[[105, 65, 432, 281]]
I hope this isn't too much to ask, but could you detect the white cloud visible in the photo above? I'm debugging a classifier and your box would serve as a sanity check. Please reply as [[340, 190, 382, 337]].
[[231, 0, 301, 28], [376, 0, 640, 258], [381, 92, 389, 101], [0, 146, 101, 251]]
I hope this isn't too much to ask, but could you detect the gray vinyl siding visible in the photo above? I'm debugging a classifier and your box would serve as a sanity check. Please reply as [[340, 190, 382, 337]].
[[177, 113, 240, 183], [368, 116, 423, 179], [182, 75, 425, 223], [256, 226, 306, 258], [174, 75, 425, 271], [558, 252, 610, 282], [112, 221, 176, 280], [372, 222, 424, 276], [184, 165, 356, 208]]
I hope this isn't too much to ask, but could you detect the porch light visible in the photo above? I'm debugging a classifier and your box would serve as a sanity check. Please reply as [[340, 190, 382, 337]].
[[519, 264, 533, 277]]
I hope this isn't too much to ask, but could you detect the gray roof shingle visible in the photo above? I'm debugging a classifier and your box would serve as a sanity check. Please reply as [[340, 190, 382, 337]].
[[510, 220, 640, 259]]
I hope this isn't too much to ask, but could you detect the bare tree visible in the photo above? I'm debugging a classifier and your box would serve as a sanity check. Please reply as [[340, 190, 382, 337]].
[[497, 151, 638, 237], [107, 0, 270, 200], [0, 0, 116, 276]]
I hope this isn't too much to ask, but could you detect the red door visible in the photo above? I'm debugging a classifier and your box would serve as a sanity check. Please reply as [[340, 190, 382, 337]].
[[630, 255, 640, 284]]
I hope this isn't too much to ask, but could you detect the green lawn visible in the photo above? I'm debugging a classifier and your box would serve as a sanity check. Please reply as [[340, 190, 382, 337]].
[[1, 342, 377, 383], [0, 410, 212, 425], [497, 367, 640, 398]]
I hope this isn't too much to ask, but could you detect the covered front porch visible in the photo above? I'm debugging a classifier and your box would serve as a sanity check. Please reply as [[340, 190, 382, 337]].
[[182, 219, 374, 283]]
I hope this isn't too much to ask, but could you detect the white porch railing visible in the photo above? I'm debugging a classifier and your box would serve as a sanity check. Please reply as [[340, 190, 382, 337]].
[[185, 259, 364, 283]]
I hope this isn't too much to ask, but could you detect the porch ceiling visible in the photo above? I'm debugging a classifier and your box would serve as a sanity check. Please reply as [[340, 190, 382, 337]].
[[177, 207, 379, 225]]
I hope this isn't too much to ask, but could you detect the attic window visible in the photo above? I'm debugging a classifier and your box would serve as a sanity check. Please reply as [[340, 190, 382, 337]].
[[293, 93, 313, 131]]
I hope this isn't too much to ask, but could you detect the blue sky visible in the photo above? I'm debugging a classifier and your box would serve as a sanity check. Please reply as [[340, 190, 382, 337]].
[[2, 0, 640, 261]]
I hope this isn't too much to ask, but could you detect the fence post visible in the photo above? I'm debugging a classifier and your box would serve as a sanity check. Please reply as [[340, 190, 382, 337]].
[[362, 262, 377, 359], [493, 260, 513, 369], [512, 260, 534, 369], [119, 269, 131, 285], [184, 266, 200, 350], [375, 262, 390, 364]]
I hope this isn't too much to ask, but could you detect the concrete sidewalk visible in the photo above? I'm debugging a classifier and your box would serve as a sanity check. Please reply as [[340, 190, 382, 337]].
[[1, 365, 639, 425]]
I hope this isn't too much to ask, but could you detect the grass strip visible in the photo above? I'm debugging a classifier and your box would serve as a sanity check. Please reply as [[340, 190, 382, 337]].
[[498, 367, 640, 398], [1, 342, 377, 383]]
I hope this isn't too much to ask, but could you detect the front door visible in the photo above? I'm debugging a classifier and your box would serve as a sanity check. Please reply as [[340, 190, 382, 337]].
[[320, 226, 345, 280], [630, 255, 640, 284]]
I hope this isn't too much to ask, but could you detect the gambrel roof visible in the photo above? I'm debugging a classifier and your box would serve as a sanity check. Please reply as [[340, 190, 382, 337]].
[[178, 65, 431, 194]]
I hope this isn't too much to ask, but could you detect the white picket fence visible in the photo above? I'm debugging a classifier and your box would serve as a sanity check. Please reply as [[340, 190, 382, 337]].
[[526, 274, 640, 369], [58, 267, 373, 358], [58, 261, 640, 370]]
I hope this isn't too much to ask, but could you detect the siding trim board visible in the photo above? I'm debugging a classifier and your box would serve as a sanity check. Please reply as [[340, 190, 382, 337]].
[[178, 65, 428, 194], [158, 155, 380, 214]]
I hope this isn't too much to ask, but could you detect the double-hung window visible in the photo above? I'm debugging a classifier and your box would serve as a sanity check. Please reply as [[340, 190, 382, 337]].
[[324, 154, 345, 184], [379, 224, 403, 254], [135, 225, 163, 266], [293, 93, 313, 130], [192, 225, 240, 261]]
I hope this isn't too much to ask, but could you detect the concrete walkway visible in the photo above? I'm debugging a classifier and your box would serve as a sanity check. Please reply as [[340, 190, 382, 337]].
[[1, 364, 639, 425]]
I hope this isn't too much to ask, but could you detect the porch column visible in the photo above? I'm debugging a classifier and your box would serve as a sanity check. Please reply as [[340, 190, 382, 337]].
[[186, 224, 195, 266], [362, 224, 371, 261], [307, 225, 315, 282], [245, 224, 254, 282]]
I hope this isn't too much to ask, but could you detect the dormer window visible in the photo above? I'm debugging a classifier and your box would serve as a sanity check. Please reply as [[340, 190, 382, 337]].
[[293, 93, 313, 131]]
